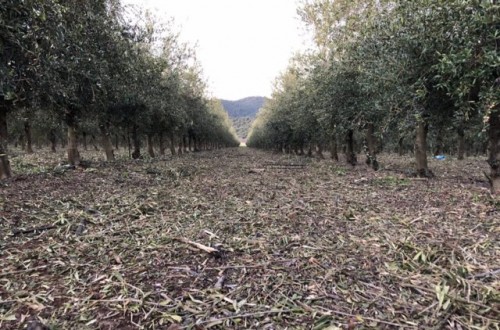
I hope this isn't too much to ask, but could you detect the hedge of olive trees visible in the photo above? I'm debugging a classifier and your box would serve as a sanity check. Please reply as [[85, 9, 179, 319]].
[[247, 0, 500, 193], [1, 0, 239, 178]]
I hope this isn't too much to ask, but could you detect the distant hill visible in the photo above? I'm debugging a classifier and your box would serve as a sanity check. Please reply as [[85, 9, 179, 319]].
[[221, 96, 267, 118], [221, 96, 267, 140]]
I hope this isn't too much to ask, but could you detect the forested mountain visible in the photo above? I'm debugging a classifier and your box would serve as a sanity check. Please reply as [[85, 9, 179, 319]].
[[220, 96, 267, 140], [221, 96, 267, 118]]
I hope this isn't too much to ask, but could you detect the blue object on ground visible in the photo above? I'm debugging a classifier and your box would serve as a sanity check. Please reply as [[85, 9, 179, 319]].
[[434, 155, 446, 160]]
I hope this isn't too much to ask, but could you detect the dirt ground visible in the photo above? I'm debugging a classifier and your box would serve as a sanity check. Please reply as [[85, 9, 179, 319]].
[[0, 148, 498, 329]]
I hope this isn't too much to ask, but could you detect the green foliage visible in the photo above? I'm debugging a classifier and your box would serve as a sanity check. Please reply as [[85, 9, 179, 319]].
[[248, 0, 499, 176], [0, 0, 238, 166]]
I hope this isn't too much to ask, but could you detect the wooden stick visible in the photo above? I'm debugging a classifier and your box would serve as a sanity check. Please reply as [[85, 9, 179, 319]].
[[173, 237, 219, 254], [12, 225, 56, 236], [0, 265, 48, 277]]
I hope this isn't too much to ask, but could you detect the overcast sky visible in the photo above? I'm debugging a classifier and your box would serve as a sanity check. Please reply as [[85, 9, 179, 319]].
[[122, 0, 309, 100]]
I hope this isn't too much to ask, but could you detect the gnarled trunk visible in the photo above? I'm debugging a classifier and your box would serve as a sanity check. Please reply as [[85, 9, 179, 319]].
[[100, 122, 115, 161], [346, 129, 357, 166], [24, 119, 34, 154], [67, 121, 81, 166], [147, 133, 155, 158], [487, 110, 500, 194], [415, 121, 430, 177], [365, 123, 378, 170]]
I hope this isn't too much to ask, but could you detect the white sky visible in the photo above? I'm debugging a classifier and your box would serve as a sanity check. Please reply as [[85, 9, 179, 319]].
[[122, 0, 309, 100]]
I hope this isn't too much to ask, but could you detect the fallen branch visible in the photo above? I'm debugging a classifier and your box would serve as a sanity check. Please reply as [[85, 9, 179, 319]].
[[173, 237, 219, 254], [0, 265, 48, 277], [296, 301, 407, 328], [248, 168, 265, 174], [469, 268, 500, 279], [187, 308, 294, 328], [12, 225, 56, 236]]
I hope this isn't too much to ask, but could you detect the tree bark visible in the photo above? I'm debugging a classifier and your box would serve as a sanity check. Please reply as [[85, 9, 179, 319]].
[[346, 129, 357, 166], [457, 127, 465, 160], [147, 133, 155, 158], [131, 125, 141, 159], [415, 121, 430, 177], [487, 110, 500, 194], [100, 122, 115, 161], [67, 120, 81, 166], [365, 123, 378, 170], [24, 119, 34, 154]]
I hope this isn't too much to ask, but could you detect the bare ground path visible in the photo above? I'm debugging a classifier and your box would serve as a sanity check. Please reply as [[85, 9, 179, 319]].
[[0, 148, 498, 329]]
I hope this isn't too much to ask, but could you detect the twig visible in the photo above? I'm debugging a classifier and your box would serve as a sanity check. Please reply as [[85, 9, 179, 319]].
[[173, 237, 219, 254]]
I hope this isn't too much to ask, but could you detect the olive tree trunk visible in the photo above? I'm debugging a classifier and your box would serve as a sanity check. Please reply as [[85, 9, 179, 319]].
[[24, 119, 34, 154], [330, 135, 338, 161], [159, 132, 165, 156], [487, 110, 500, 194], [365, 123, 379, 170], [415, 121, 430, 177], [131, 125, 141, 159], [457, 127, 465, 160], [49, 129, 57, 153], [67, 121, 81, 166], [0, 106, 11, 179], [100, 122, 115, 161], [147, 133, 155, 158], [169, 131, 177, 155], [346, 129, 357, 166]]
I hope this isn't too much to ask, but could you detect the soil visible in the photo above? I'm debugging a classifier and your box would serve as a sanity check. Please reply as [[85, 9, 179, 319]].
[[0, 148, 498, 329]]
